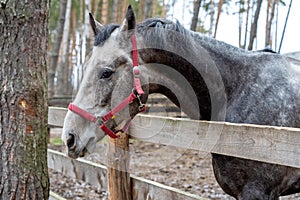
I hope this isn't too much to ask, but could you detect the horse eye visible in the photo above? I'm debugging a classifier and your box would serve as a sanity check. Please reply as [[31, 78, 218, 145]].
[[100, 68, 113, 79]]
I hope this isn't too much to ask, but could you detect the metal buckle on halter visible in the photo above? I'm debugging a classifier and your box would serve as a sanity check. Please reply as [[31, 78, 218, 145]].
[[136, 94, 145, 112], [95, 116, 105, 127], [96, 115, 120, 138], [132, 88, 145, 112]]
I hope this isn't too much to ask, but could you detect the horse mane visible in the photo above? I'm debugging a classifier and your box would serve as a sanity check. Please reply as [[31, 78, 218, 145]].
[[137, 18, 189, 34], [93, 18, 191, 47], [94, 17, 245, 58], [135, 18, 252, 62], [94, 24, 120, 46]]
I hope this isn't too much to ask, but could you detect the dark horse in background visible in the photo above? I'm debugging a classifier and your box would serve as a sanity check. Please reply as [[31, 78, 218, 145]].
[[62, 6, 300, 200]]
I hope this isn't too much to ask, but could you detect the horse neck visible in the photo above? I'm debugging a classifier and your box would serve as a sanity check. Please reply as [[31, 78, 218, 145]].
[[140, 48, 227, 121], [192, 34, 250, 93], [141, 62, 202, 120], [138, 31, 246, 121]]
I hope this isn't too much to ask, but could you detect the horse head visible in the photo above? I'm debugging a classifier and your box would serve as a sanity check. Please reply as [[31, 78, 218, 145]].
[[61, 5, 227, 159], [62, 6, 148, 159]]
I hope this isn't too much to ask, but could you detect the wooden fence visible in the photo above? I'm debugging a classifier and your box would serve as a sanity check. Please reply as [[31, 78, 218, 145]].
[[48, 107, 300, 199], [49, 107, 300, 168], [47, 149, 205, 200]]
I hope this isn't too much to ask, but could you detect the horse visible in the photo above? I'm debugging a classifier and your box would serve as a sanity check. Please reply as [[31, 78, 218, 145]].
[[62, 5, 300, 200]]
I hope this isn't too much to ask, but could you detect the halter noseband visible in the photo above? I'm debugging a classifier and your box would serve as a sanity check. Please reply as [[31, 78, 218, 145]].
[[68, 34, 145, 138]]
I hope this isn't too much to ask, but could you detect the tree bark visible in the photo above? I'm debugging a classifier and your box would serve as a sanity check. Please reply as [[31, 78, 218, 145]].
[[0, 1, 49, 199], [248, 0, 263, 50]]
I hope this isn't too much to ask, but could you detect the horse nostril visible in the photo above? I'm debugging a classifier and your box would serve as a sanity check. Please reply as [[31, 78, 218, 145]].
[[66, 133, 76, 150]]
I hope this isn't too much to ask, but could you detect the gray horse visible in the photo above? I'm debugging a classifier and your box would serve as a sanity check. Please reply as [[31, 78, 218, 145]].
[[62, 6, 300, 200]]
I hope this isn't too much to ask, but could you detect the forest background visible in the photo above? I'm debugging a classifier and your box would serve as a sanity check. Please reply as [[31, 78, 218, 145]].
[[48, 0, 299, 99]]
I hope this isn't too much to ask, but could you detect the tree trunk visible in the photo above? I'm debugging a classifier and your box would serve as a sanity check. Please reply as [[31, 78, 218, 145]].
[[243, 0, 251, 49], [122, 0, 129, 19], [238, 0, 244, 48], [82, 0, 92, 63], [214, 0, 224, 38], [152, 0, 158, 17], [248, 0, 263, 50], [111, 0, 118, 22], [0, 1, 49, 199], [209, 0, 215, 37], [143, 0, 152, 20], [48, 0, 67, 97], [101, 0, 109, 24], [265, 0, 276, 47], [190, 0, 202, 31], [115, 0, 124, 23], [56, 0, 72, 96], [92, 0, 100, 16], [138, 0, 145, 22]]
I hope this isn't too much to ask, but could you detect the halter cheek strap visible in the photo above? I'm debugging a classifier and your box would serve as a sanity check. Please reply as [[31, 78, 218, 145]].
[[68, 34, 145, 138], [131, 34, 144, 95]]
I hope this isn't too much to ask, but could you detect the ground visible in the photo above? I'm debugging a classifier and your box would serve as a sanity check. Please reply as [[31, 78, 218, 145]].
[[48, 130, 300, 200]]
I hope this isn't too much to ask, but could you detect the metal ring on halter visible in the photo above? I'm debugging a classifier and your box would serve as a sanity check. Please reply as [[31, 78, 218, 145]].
[[133, 66, 141, 78]]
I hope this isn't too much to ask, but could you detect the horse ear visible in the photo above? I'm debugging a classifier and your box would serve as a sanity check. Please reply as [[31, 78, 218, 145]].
[[119, 5, 136, 32], [89, 13, 104, 35]]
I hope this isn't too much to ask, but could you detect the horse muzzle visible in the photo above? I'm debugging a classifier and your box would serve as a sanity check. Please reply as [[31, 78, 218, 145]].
[[63, 131, 95, 159]]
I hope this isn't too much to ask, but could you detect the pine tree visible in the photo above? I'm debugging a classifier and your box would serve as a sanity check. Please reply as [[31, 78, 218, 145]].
[[0, 1, 50, 199]]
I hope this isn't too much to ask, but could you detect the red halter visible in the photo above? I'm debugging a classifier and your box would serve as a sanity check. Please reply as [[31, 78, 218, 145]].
[[68, 34, 145, 138]]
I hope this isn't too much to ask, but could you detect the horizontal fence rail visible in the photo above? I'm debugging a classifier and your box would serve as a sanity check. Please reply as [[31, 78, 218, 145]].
[[48, 107, 300, 168], [48, 149, 205, 200]]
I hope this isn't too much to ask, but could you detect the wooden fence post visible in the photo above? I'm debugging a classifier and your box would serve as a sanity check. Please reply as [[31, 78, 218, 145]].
[[107, 133, 132, 200]]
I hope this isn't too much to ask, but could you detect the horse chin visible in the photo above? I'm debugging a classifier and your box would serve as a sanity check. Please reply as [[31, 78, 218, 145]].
[[67, 136, 96, 159], [67, 147, 88, 159]]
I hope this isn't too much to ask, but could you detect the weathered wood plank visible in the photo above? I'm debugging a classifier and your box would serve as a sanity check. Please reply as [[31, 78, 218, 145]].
[[48, 107, 300, 168], [49, 191, 67, 200], [48, 107, 67, 127], [47, 149, 107, 189], [131, 174, 206, 200], [107, 134, 131, 200], [47, 149, 206, 200], [130, 115, 300, 168]]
